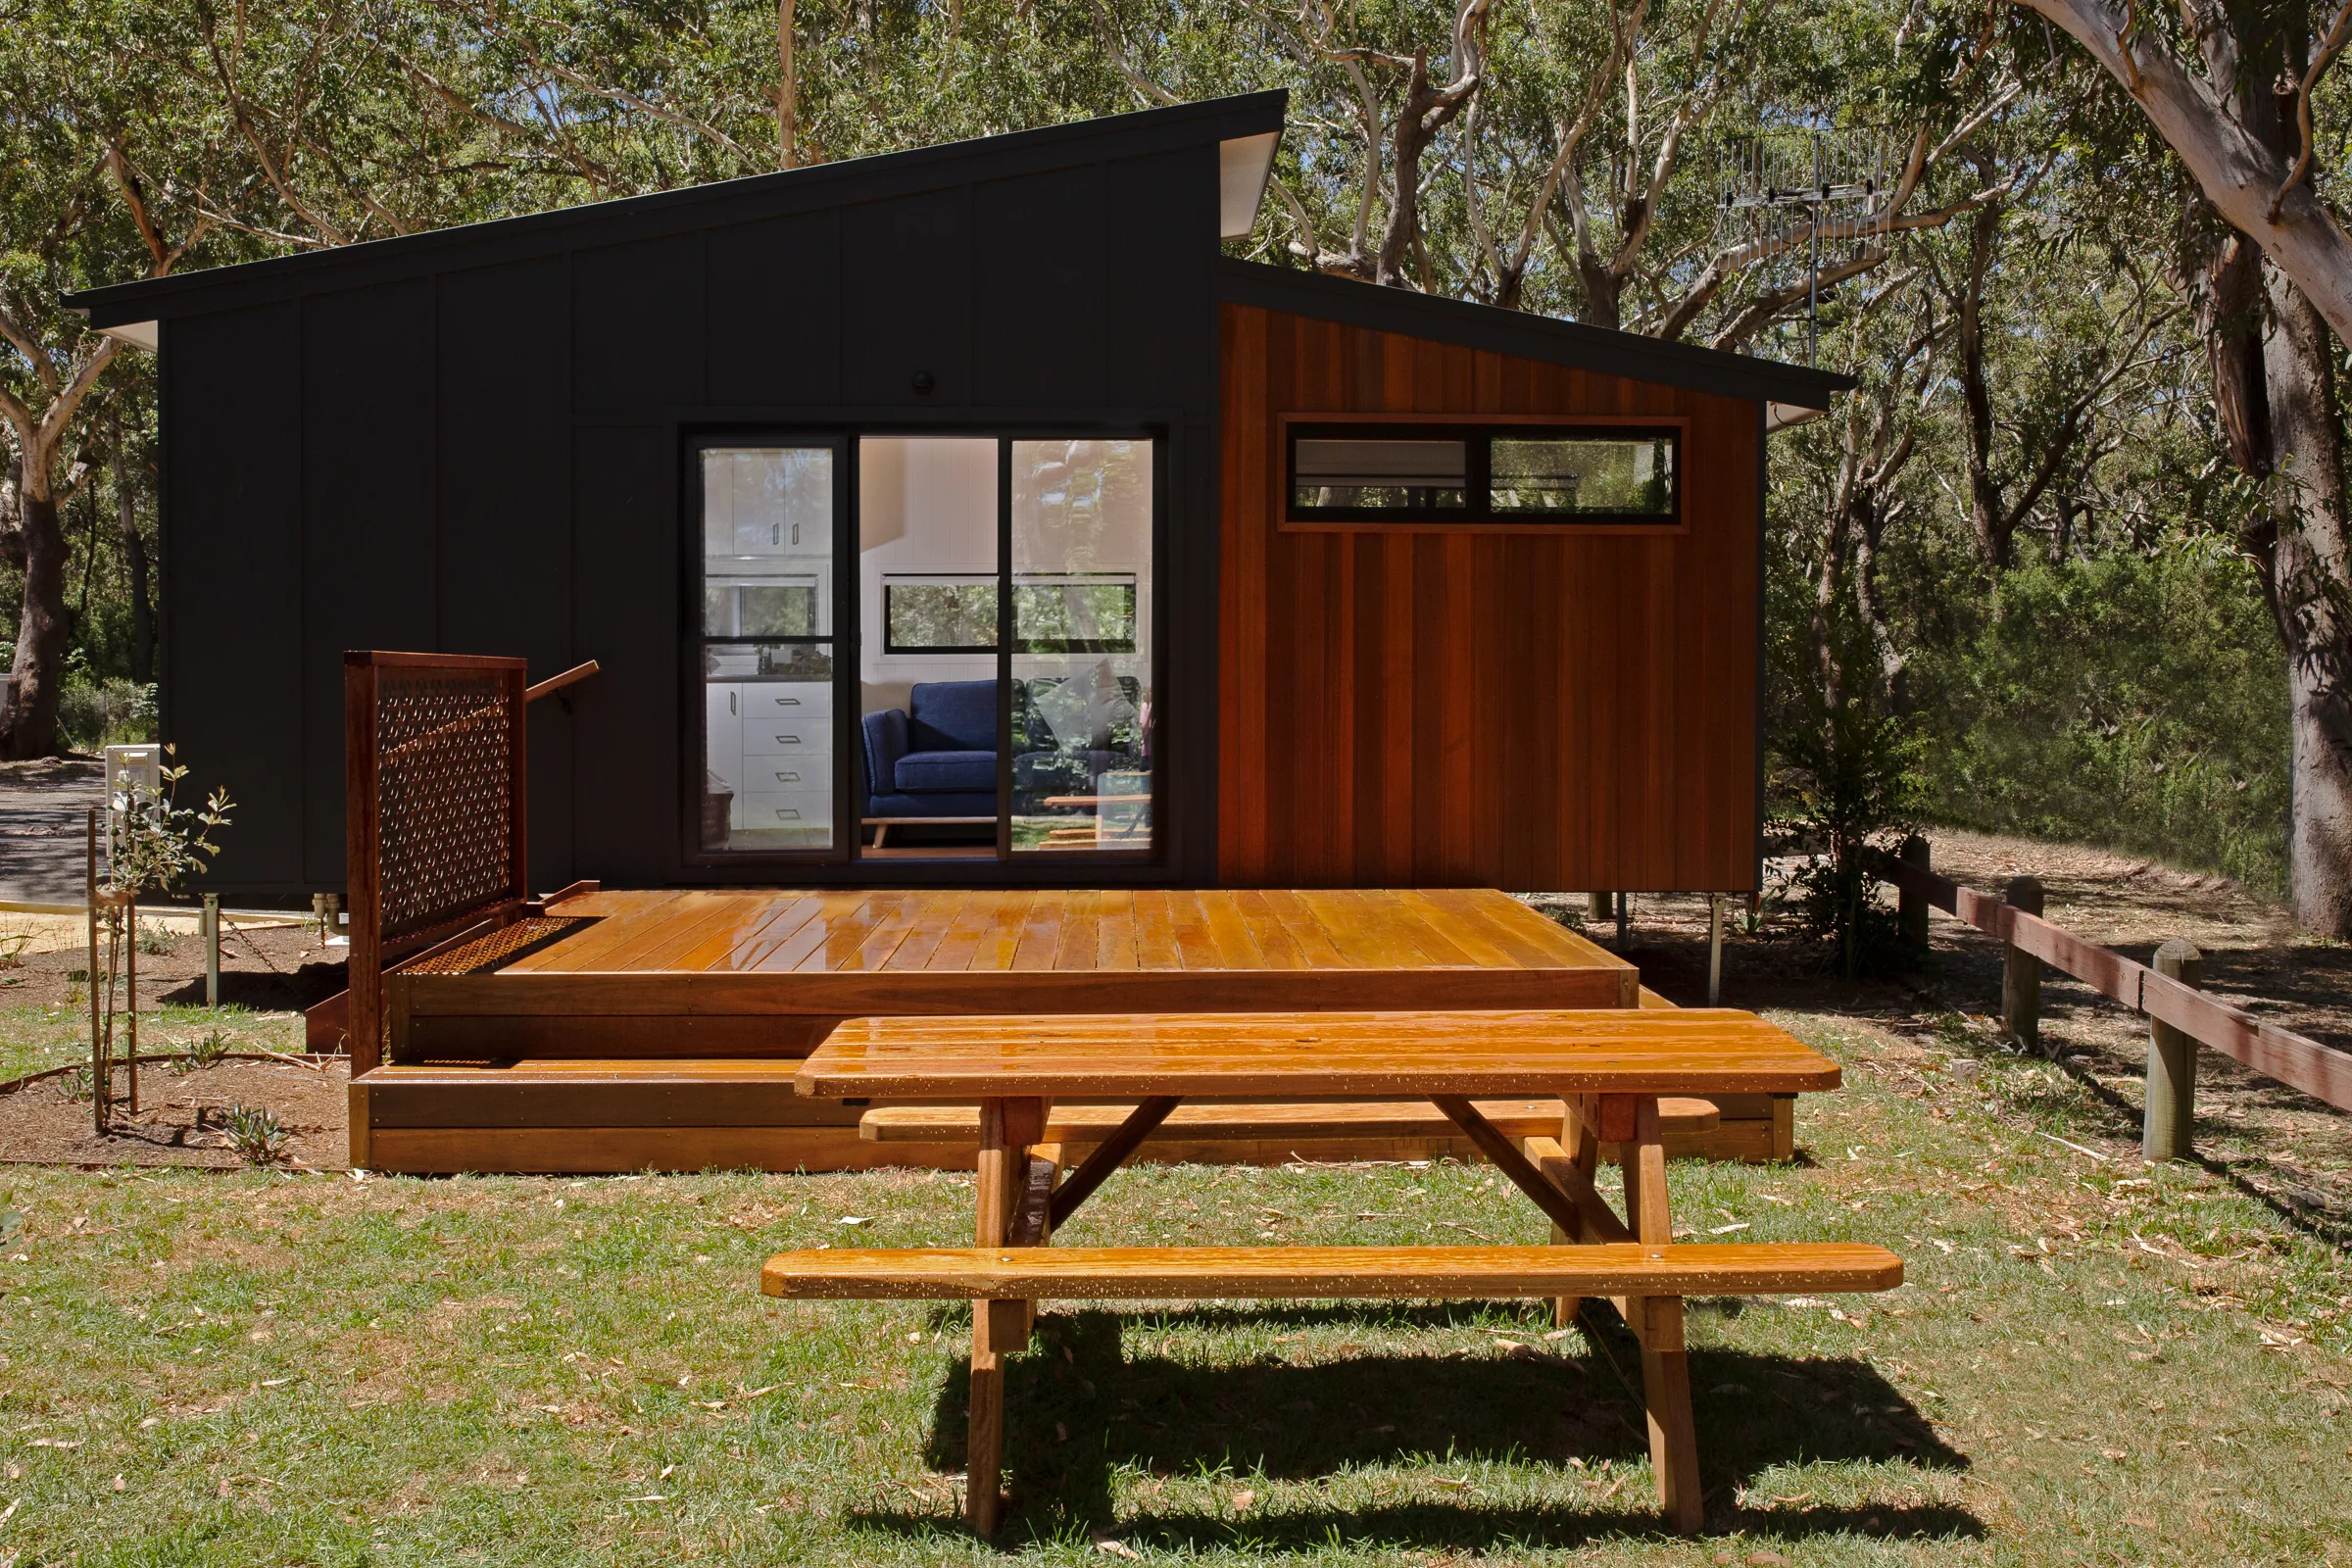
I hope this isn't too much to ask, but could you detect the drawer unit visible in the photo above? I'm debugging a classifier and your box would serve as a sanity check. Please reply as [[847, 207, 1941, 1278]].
[[743, 682, 832, 717], [743, 724, 832, 759], [740, 790, 831, 829]]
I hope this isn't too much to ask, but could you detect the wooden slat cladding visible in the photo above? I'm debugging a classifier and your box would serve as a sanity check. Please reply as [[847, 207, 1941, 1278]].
[[1217, 303, 1762, 891]]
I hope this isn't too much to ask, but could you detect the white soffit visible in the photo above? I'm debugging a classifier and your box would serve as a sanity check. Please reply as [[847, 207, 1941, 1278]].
[[1218, 131, 1281, 241], [1765, 401, 1826, 433], [99, 320, 160, 352]]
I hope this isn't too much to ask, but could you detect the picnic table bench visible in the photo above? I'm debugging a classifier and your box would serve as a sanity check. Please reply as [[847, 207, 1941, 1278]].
[[761, 1007, 1901, 1536]]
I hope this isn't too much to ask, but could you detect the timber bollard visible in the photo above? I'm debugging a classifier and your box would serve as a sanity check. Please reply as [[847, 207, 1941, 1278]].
[[1588, 891, 1613, 921], [2143, 938, 2204, 1161], [1707, 895, 1726, 1006], [1898, 835, 1932, 949], [201, 894, 220, 1007], [2001, 874, 2044, 1052]]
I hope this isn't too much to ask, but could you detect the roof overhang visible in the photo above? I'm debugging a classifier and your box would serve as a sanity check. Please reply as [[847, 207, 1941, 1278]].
[[64, 91, 1292, 331], [1213, 261, 1856, 413], [97, 320, 159, 352], [1219, 131, 1281, 240]]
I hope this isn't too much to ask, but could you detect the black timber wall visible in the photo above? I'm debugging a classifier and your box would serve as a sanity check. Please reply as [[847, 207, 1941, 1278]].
[[158, 140, 1224, 898]]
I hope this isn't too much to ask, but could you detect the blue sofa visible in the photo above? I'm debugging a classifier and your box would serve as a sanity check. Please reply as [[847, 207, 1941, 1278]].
[[860, 679, 999, 823], [860, 677, 1146, 826]]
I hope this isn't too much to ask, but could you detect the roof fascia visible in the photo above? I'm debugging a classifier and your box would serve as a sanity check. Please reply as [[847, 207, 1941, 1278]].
[[70, 91, 1289, 327], [1210, 259, 1854, 409]]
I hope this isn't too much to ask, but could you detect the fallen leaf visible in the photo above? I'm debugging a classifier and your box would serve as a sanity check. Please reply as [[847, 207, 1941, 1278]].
[[1709, 1222, 1750, 1234], [113, 1475, 125, 1492], [1230, 1488, 1255, 1510], [1089, 1532, 1141, 1559], [835, 1216, 870, 1227], [1747, 1553, 1788, 1566]]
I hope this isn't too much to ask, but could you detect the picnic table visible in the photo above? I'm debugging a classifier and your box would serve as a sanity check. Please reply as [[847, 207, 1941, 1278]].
[[762, 1007, 1901, 1536]]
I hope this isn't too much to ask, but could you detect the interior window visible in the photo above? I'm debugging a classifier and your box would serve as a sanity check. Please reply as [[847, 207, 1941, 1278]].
[[1292, 437, 1467, 513]]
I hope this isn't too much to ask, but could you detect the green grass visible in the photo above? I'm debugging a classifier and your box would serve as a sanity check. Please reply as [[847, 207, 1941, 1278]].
[[0, 1004, 301, 1083], [0, 1009, 2346, 1565]]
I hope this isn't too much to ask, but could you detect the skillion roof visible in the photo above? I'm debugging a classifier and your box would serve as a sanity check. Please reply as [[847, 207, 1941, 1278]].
[[67, 87, 1847, 412]]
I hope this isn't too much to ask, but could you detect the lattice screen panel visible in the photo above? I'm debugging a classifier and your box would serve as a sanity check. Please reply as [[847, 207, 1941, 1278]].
[[372, 669, 520, 940]]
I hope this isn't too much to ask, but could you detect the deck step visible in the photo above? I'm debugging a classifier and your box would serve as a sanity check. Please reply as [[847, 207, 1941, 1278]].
[[858, 1098, 1721, 1145], [760, 1243, 1903, 1300], [357, 1058, 825, 1128]]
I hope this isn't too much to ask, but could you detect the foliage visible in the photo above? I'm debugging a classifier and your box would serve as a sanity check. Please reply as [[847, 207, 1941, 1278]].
[[1912, 546, 2291, 893], [1765, 629, 1927, 980], [219, 1101, 287, 1164], [102, 746, 232, 898], [55, 675, 156, 751]]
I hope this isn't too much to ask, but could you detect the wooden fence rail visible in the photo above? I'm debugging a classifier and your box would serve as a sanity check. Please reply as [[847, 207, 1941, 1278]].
[[1876, 855, 2352, 1115]]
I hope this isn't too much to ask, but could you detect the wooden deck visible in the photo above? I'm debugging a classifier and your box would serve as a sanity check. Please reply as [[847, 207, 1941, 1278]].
[[386, 887, 1637, 1060], [352, 887, 1809, 1174]]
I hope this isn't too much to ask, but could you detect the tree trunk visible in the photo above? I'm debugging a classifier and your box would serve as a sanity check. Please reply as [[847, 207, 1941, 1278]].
[[2, 478, 71, 760], [2261, 276, 2352, 934], [1956, 200, 2014, 570], [1576, 255, 1623, 331], [117, 445, 153, 685]]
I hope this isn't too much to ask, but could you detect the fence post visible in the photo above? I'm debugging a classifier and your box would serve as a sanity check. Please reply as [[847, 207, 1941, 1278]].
[[1588, 891, 1613, 921], [202, 894, 220, 1007], [2143, 938, 2204, 1161], [2001, 874, 2043, 1051], [1898, 835, 1931, 949]]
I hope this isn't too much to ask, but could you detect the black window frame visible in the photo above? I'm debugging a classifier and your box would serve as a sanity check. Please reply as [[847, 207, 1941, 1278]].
[[1286, 421, 1682, 525]]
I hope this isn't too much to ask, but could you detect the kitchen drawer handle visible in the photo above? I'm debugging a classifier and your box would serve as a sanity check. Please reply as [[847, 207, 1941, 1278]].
[[773, 771, 800, 784], [773, 696, 802, 706], [773, 734, 801, 745], [773, 808, 801, 820]]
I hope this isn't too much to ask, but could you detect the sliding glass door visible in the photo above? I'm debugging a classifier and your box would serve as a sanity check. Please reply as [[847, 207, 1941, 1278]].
[[687, 431, 1154, 868], [1008, 439, 1153, 858], [694, 442, 840, 856]]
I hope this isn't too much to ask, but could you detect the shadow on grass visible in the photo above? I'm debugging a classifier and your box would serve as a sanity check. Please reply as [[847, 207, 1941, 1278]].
[[846, 1304, 1975, 1548]]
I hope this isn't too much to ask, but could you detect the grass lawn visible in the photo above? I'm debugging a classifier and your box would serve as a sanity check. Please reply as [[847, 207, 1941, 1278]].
[[1, 1006, 2347, 1565]]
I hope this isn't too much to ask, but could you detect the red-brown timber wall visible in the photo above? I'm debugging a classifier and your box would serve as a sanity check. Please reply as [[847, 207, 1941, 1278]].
[[1215, 302, 1763, 893]]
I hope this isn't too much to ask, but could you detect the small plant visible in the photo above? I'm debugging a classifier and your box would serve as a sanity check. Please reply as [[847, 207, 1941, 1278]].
[[135, 920, 176, 956], [220, 1102, 288, 1165], [190, 1029, 232, 1067], [57, 1066, 94, 1102], [0, 932, 29, 968]]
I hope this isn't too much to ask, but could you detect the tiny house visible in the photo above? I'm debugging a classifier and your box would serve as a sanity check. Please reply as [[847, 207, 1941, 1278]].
[[68, 90, 1846, 902]]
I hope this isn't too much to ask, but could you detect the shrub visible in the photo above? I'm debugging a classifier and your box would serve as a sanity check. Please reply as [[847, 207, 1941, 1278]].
[[220, 1103, 288, 1165], [56, 676, 159, 751]]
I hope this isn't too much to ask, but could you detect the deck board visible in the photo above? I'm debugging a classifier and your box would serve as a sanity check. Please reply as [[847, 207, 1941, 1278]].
[[388, 888, 1640, 1052]]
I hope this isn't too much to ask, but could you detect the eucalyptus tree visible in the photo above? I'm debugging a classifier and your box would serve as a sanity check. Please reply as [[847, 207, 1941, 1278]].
[[2002, 0, 2352, 932]]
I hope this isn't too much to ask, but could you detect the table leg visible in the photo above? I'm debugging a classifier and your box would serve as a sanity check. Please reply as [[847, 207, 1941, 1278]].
[[1628, 1095, 1702, 1533], [966, 1096, 1044, 1535], [1551, 1095, 1602, 1327]]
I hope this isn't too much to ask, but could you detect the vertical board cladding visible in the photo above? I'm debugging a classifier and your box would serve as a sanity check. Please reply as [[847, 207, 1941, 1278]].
[[842, 188, 972, 406], [439, 256, 575, 887], [300, 279, 437, 884], [707, 209, 841, 407], [164, 303, 306, 889], [1215, 302, 1762, 894]]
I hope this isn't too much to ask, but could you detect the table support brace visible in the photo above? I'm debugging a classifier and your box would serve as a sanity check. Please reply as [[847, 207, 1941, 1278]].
[[1048, 1096, 1182, 1230]]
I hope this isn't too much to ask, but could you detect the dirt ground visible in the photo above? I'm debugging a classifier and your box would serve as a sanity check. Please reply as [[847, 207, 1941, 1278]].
[[0, 1054, 349, 1169], [1589, 825, 2352, 1239], [0, 913, 348, 1013]]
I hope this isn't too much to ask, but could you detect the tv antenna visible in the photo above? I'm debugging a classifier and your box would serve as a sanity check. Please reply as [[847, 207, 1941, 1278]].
[[1715, 127, 1897, 365]]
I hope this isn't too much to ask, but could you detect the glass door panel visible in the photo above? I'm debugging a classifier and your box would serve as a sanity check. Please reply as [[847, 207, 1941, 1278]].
[[698, 445, 836, 854], [856, 438, 1002, 858], [1008, 439, 1154, 857]]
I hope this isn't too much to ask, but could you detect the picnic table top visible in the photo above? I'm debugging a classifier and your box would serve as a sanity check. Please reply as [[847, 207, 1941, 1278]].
[[794, 1008, 1841, 1099]]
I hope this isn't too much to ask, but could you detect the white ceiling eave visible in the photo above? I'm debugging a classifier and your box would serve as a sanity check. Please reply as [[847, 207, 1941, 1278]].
[[1765, 401, 1827, 433], [98, 320, 160, 352], [1218, 131, 1281, 241]]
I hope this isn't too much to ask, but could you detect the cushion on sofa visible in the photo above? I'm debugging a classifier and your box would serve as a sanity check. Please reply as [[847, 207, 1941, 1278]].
[[908, 680, 997, 753], [896, 749, 999, 794]]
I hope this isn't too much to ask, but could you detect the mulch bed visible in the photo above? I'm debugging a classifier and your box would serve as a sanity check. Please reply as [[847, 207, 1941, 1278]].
[[0, 1054, 349, 1170]]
